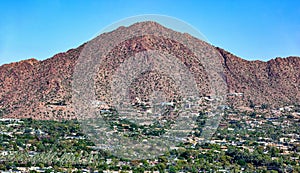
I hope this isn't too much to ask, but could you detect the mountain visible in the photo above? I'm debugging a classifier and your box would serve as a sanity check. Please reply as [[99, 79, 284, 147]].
[[0, 22, 299, 119]]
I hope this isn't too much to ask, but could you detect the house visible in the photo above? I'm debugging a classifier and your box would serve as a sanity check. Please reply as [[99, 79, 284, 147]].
[[1, 151, 9, 156], [100, 109, 111, 114], [161, 102, 174, 106], [220, 146, 228, 151]]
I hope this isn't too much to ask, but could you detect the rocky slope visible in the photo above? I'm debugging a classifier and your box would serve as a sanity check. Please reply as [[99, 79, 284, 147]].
[[218, 47, 300, 107], [0, 22, 299, 119]]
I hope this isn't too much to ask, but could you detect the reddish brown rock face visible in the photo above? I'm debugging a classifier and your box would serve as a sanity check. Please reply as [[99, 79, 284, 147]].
[[94, 35, 210, 105], [217, 47, 300, 107], [0, 22, 299, 120], [0, 46, 83, 119]]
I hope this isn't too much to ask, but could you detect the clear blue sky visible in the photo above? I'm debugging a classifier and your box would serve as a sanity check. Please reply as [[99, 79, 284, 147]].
[[0, 0, 299, 65]]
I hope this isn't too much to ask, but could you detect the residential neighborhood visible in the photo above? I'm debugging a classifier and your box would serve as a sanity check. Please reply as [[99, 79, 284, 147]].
[[0, 101, 299, 172]]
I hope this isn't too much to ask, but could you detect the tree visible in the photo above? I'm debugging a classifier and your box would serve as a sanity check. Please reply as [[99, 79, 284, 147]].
[[0, 164, 6, 171], [156, 163, 166, 172], [269, 147, 279, 157], [249, 100, 255, 109], [168, 165, 177, 173], [261, 104, 269, 109]]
